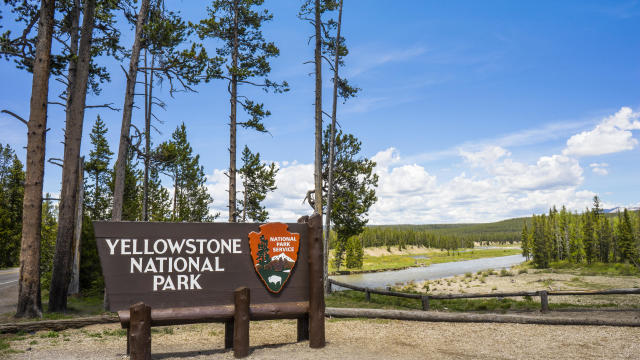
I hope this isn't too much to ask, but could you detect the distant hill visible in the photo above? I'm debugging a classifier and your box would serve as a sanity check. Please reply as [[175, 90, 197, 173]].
[[604, 206, 640, 214], [369, 216, 531, 239], [353, 208, 640, 249]]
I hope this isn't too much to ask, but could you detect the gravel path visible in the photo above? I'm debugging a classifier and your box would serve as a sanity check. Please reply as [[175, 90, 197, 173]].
[[3, 317, 640, 359]]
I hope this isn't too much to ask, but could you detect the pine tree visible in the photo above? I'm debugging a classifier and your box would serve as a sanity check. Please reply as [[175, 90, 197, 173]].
[[322, 128, 378, 270], [40, 195, 57, 291], [0, 145, 24, 267], [112, 0, 151, 221], [582, 209, 596, 264], [195, 0, 288, 222], [532, 215, 549, 268], [121, 152, 142, 221], [257, 235, 270, 265], [84, 115, 113, 220], [147, 166, 171, 222], [345, 235, 363, 269], [617, 209, 637, 265], [598, 216, 612, 263], [558, 206, 570, 260], [156, 123, 214, 222], [16, 0, 56, 318], [569, 214, 584, 263], [238, 146, 278, 222], [521, 222, 530, 260]]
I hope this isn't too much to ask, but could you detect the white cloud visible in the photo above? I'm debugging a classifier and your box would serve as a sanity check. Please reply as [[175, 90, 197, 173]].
[[204, 107, 640, 224], [563, 107, 640, 156], [589, 162, 609, 176], [368, 146, 588, 224], [348, 46, 427, 77], [459, 146, 510, 168], [204, 145, 592, 224], [263, 161, 315, 221], [206, 161, 315, 222]]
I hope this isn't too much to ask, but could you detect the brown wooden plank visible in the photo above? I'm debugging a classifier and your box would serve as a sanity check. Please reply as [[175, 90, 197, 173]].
[[307, 214, 325, 348], [129, 302, 151, 360], [233, 287, 250, 358]]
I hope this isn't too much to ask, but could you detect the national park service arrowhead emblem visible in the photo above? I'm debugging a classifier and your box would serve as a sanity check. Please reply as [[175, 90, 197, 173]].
[[249, 223, 300, 293]]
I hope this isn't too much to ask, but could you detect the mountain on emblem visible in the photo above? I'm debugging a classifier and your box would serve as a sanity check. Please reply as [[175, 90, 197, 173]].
[[248, 223, 300, 293]]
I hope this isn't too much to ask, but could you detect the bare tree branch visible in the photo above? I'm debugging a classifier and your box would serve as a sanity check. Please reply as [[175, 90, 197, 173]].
[[47, 158, 64, 167], [85, 103, 120, 111], [1, 109, 28, 126]]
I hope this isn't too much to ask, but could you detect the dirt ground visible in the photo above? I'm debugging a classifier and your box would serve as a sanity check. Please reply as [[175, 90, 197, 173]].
[[2, 317, 640, 359], [397, 268, 640, 307]]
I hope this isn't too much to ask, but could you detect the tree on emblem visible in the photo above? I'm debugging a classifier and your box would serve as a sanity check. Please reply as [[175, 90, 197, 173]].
[[257, 235, 270, 266]]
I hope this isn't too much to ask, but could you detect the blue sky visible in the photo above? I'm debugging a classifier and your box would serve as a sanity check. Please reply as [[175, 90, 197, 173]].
[[1, 0, 640, 224]]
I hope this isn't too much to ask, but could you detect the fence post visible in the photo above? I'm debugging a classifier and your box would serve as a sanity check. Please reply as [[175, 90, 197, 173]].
[[129, 302, 151, 360], [365, 289, 371, 302], [308, 213, 326, 348], [297, 313, 309, 341], [126, 328, 130, 355], [539, 291, 549, 313], [233, 287, 250, 358], [421, 296, 430, 311]]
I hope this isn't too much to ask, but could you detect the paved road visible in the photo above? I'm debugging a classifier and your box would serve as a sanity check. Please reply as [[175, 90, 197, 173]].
[[0, 267, 19, 315]]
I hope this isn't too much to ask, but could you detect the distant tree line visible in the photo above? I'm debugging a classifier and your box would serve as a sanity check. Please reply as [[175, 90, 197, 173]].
[[0, 144, 57, 286], [346, 227, 475, 252], [521, 196, 640, 269]]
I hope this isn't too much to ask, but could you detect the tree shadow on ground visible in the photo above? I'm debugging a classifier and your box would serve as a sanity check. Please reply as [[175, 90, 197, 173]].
[[151, 341, 301, 359]]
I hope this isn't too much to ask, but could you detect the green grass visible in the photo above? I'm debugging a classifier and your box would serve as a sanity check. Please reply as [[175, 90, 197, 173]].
[[0, 338, 10, 351], [326, 290, 624, 313], [35, 292, 107, 320], [39, 331, 59, 338], [330, 248, 522, 274], [0, 291, 111, 324], [545, 261, 640, 276], [102, 329, 127, 337]]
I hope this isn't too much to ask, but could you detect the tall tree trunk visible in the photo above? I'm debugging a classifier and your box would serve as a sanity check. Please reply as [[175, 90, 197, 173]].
[[112, 0, 150, 221], [68, 156, 83, 295], [93, 171, 98, 218], [228, 0, 239, 223], [49, 0, 97, 312], [242, 180, 247, 222], [172, 173, 177, 220], [65, 0, 80, 115], [142, 50, 148, 221], [16, 0, 56, 318], [142, 52, 154, 221], [313, 0, 323, 216], [324, 0, 343, 294]]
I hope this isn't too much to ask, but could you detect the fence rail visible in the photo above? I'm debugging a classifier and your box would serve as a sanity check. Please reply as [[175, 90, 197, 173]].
[[327, 279, 640, 312]]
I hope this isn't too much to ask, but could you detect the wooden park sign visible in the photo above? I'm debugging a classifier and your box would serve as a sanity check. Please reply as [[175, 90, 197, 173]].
[[95, 214, 325, 359]]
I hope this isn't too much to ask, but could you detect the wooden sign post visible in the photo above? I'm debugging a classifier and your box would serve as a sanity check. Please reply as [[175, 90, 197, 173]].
[[95, 214, 325, 358]]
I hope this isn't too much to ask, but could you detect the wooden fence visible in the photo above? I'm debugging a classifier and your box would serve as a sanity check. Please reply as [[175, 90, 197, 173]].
[[327, 279, 640, 312]]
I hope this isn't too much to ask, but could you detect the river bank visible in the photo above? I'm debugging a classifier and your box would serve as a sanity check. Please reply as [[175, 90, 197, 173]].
[[329, 245, 522, 275], [392, 265, 640, 307]]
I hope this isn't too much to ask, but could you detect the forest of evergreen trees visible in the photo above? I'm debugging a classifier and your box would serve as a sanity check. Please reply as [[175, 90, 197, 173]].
[[521, 197, 640, 269]]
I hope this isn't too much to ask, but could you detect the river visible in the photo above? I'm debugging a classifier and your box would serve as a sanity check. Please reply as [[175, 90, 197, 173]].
[[330, 254, 526, 289]]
